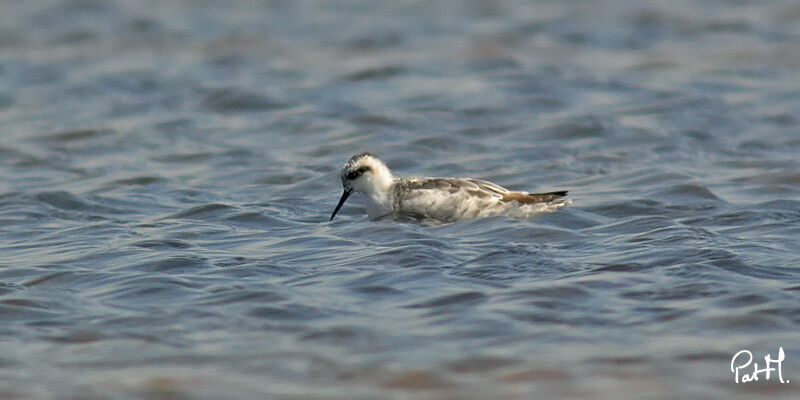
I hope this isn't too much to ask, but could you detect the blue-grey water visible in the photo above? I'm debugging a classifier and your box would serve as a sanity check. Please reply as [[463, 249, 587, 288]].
[[1, 1, 799, 399]]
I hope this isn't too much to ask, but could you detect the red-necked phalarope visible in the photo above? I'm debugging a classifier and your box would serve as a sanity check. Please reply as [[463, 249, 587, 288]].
[[330, 152, 571, 223]]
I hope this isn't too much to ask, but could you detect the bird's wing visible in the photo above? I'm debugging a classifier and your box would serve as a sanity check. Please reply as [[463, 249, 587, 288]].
[[391, 177, 507, 221], [463, 178, 511, 196], [396, 177, 509, 199], [461, 179, 567, 204]]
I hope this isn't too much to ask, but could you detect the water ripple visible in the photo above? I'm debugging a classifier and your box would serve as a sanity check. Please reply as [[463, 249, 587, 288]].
[[2, 1, 799, 399]]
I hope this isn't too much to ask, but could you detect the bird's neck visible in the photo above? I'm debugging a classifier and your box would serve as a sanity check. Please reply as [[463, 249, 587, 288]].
[[362, 178, 394, 220]]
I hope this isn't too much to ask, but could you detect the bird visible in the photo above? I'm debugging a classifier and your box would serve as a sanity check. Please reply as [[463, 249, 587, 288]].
[[329, 152, 570, 223]]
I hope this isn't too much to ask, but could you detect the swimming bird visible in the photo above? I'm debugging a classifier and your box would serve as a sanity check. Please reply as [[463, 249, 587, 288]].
[[330, 152, 570, 223]]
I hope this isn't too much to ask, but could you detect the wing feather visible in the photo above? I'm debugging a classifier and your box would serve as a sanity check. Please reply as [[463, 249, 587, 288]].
[[392, 177, 508, 221], [391, 177, 567, 222], [396, 178, 509, 199]]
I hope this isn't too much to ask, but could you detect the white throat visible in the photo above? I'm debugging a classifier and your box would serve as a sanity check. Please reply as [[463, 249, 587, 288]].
[[361, 185, 393, 219], [357, 167, 394, 220]]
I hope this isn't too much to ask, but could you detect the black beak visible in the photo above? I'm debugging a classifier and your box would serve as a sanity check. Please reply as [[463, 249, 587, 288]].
[[330, 190, 351, 221]]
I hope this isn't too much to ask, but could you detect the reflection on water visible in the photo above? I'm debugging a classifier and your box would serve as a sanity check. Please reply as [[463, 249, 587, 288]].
[[1, 0, 799, 398]]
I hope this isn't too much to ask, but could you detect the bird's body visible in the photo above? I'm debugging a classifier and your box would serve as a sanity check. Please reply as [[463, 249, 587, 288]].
[[330, 152, 571, 223]]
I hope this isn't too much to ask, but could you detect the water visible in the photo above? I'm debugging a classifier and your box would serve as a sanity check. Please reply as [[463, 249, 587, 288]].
[[1, 0, 799, 398]]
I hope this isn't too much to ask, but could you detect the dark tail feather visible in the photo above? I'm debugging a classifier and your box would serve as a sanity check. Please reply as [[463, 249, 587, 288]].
[[536, 190, 568, 197], [502, 190, 568, 204]]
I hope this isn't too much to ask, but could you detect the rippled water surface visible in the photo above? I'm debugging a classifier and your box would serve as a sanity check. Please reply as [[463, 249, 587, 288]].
[[1, 0, 800, 399]]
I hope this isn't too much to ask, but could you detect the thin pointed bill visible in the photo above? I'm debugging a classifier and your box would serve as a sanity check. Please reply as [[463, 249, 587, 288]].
[[330, 190, 351, 221]]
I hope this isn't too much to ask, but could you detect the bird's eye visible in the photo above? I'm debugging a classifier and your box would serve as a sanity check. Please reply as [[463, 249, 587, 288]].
[[346, 166, 371, 180]]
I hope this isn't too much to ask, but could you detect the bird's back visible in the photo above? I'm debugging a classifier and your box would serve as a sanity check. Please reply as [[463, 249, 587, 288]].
[[391, 177, 568, 222]]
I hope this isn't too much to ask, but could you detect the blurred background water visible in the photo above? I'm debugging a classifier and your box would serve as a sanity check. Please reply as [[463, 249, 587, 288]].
[[1, 0, 799, 398]]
